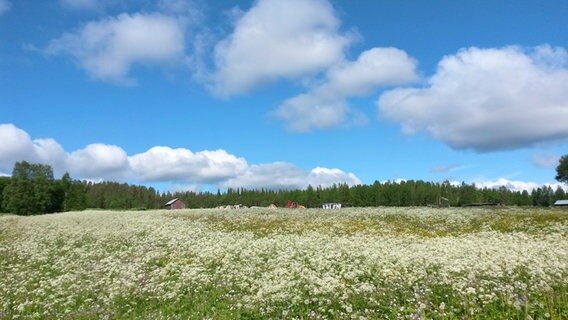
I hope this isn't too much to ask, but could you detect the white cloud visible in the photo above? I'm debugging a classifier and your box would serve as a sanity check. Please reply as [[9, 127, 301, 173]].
[[0, 126, 127, 180], [475, 178, 567, 193], [532, 153, 561, 169], [221, 162, 361, 190], [220, 162, 307, 190], [378, 45, 568, 151], [308, 167, 361, 187], [207, 1, 418, 132], [211, 0, 350, 96], [274, 97, 360, 132], [0, 124, 37, 169], [0, 124, 361, 190], [324, 48, 419, 96], [4, 124, 566, 193], [128, 146, 248, 183], [46, 13, 186, 84], [0, 124, 66, 172], [67, 144, 129, 179], [0, 0, 11, 15], [393, 176, 565, 193], [32, 139, 68, 171], [275, 47, 418, 131]]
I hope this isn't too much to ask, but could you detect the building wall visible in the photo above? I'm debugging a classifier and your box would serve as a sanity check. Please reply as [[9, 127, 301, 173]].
[[168, 200, 186, 210]]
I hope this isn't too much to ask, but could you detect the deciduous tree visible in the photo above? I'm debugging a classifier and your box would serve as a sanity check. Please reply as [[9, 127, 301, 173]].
[[3, 161, 54, 215]]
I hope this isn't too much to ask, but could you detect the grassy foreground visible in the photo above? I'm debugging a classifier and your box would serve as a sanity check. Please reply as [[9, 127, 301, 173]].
[[0, 207, 567, 319]]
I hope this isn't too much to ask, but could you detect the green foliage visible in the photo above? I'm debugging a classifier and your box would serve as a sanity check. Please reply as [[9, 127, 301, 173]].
[[556, 155, 568, 184], [1, 161, 563, 214], [458, 183, 479, 206], [0, 176, 11, 212], [78, 179, 558, 210], [532, 186, 555, 207], [2, 161, 54, 215], [59, 172, 87, 211], [84, 181, 160, 210], [65, 181, 88, 211], [49, 179, 65, 213], [1, 163, 88, 215]]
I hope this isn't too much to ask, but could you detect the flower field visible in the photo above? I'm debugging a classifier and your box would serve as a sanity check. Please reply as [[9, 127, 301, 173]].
[[1, 207, 567, 319]]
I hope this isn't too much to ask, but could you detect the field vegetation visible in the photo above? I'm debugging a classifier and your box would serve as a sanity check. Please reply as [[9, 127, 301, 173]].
[[1, 207, 567, 319]]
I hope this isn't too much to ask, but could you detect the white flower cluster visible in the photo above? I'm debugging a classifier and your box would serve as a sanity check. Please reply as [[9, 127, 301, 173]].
[[0, 207, 566, 318]]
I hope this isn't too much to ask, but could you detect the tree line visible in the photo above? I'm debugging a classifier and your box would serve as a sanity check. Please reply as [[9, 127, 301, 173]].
[[1, 161, 567, 215], [0, 161, 87, 215]]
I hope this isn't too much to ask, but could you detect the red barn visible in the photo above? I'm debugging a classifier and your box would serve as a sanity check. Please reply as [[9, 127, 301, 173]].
[[165, 198, 186, 210]]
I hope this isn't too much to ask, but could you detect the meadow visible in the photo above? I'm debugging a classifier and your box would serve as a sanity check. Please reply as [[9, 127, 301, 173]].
[[0, 207, 567, 319]]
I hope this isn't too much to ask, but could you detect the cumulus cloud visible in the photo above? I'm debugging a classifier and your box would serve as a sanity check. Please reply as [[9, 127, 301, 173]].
[[308, 167, 361, 187], [0, 0, 11, 15], [67, 144, 129, 179], [275, 47, 418, 131], [274, 97, 360, 132], [324, 48, 419, 95], [378, 45, 568, 152], [128, 147, 248, 183], [220, 163, 308, 190], [0, 124, 66, 172], [221, 162, 361, 190], [0, 124, 39, 169], [211, 0, 350, 96], [0, 125, 127, 180], [0, 123, 361, 190], [532, 153, 561, 169], [46, 13, 186, 84], [209, 0, 418, 130]]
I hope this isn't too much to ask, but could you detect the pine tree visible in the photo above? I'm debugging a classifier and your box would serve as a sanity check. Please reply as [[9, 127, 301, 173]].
[[556, 155, 568, 184]]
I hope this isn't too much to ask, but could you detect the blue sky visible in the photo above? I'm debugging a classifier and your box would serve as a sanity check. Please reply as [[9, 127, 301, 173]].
[[0, 0, 567, 192]]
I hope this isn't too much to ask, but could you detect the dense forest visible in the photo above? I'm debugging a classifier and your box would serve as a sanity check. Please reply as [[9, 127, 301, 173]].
[[1, 161, 566, 215]]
